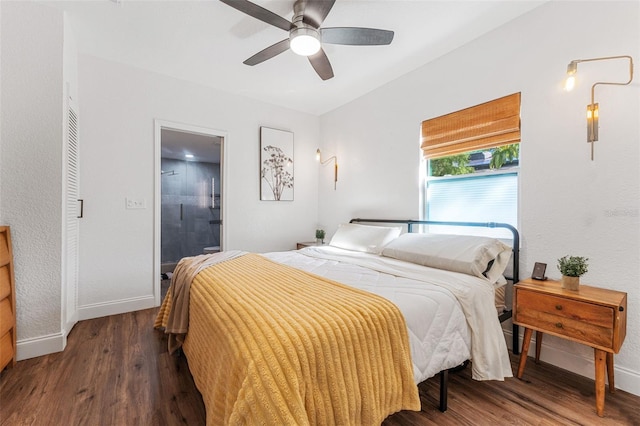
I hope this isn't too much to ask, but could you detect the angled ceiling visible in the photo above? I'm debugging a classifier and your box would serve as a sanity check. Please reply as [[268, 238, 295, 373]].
[[48, 0, 546, 115]]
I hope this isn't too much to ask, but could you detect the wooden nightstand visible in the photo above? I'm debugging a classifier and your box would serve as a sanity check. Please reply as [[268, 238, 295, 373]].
[[296, 241, 324, 250], [513, 278, 627, 417]]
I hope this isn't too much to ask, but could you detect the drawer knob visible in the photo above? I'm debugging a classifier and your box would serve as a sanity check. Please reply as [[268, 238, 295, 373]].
[[555, 322, 563, 329], [555, 305, 563, 310]]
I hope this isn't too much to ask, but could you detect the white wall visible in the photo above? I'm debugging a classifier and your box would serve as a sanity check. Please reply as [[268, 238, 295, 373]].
[[318, 1, 639, 395], [76, 55, 320, 318], [0, 2, 65, 354]]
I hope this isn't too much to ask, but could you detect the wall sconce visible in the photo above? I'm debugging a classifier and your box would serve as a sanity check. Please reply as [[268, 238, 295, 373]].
[[563, 55, 634, 160], [316, 148, 338, 190]]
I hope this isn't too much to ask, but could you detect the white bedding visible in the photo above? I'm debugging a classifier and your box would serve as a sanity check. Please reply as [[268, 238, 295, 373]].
[[264, 245, 512, 382]]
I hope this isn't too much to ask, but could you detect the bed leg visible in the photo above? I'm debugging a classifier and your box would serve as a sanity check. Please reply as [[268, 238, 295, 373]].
[[512, 323, 520, 355], [439, 369, 448, 412]]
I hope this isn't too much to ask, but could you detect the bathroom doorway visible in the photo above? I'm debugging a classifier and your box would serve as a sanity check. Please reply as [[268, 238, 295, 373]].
[[154, 121, 226, 304]]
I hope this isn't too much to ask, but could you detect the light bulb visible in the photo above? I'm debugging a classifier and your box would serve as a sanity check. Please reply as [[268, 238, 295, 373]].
[[564, 75, 575, 91], [290, 28, 321, 56], [564, 61, 578, 91]]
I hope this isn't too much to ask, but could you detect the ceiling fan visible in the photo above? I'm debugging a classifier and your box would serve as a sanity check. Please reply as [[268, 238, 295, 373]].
[[219, 0, 394, 80]]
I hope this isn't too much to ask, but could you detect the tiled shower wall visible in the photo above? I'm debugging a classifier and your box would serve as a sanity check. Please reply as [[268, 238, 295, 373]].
[[161, 158, 221, 263]]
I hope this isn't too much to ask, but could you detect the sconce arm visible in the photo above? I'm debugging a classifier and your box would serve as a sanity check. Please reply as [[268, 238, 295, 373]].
[[316, 149, 338, 190], [319, 155, 337, 166], [571, 55, 634, 105], [565, 54, 634, 160]]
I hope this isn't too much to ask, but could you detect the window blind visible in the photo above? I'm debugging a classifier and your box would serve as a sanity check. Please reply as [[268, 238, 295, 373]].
[[426, 172, 518, 237], [421, 92, 521, 159]]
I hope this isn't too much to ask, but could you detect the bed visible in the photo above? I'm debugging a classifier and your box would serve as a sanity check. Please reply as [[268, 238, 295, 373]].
[[155, 219, 520, 425]]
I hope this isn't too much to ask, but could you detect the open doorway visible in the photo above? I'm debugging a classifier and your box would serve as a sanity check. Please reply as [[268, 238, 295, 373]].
[[154, 120, 226, 305]]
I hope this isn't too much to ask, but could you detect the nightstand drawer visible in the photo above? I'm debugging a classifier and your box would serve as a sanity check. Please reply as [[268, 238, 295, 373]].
[[0, 266, 10, 300], [0, 297, 14, 337], [517, 290, 614, 327], [516, 289, 614, 348], [0, 232, 9, 266], [0, 330, 13, 371]]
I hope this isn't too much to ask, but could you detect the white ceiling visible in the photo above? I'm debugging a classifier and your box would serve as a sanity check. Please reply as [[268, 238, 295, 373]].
[[50, 0, 546, 116]]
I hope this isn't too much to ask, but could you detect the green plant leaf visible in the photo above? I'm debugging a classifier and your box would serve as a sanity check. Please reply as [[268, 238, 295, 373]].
[[557, 255, 589, 277]]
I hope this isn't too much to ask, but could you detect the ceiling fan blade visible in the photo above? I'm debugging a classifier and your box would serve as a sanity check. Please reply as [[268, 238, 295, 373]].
[[320, 27, 394, 45], [308, 48, 334, 80], [243, 39, 290, 66], [302, 0, 336, 28], [219, 0, 292, 32]]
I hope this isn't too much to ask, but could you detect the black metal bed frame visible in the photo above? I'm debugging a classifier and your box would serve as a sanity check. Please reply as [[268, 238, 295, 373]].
[[349, 218, 520, 412]]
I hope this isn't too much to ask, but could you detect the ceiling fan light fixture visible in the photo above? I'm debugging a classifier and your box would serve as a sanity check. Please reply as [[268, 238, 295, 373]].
[[290, 27, 321, 56], [219, 0, 393, 80]]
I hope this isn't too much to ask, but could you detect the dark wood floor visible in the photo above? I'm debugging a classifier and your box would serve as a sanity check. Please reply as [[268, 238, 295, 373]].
[[1, 308, 639, 425]]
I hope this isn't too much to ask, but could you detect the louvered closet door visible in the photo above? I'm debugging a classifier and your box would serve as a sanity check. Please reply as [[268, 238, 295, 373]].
[[64, 105, 80, 331]]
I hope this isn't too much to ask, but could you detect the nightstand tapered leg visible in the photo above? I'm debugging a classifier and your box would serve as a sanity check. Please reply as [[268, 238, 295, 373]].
[[535, 331, 543, 363], [517, 328, 533, 379], [606, 352, 615, 393], [594, 348, 606, 417]]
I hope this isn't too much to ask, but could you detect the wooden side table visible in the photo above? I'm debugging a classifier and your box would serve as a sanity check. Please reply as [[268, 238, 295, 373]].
[[513, 278, 627, 417], [296, 241, 324, 250], [0, 226, 16, 371]]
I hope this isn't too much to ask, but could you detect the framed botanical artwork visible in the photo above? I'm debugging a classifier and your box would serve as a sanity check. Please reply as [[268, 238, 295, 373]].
[[260, 127, 294, 201]]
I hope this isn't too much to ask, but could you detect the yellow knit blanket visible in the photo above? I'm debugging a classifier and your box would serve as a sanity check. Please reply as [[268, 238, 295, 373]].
[[156, 253, 420, 425]]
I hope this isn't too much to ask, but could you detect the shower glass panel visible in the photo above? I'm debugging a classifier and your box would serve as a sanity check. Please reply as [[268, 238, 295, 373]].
[[161, 157, 221, 265]]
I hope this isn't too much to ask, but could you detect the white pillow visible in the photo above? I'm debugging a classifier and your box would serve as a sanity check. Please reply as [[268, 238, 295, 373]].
[[329, 223, 402, 254], [381, 233, 512, 285]]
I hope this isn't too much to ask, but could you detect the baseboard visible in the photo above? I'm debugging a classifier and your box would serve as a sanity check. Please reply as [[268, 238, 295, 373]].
[[78, 295, 156, 321], [504, 328, 640, 397], [16, 332, 66, 361]]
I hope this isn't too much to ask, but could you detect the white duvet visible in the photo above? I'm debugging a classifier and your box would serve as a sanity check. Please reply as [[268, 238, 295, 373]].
[[264, 245, 512, 382]]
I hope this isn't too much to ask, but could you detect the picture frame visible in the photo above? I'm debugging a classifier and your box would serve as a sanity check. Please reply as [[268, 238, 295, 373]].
[[260, 127, 294, 201], [531, 262, 547, 281]]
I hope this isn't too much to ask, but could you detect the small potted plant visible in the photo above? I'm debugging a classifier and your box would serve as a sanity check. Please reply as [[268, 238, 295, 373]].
[[315, 229, 326, 245], [557, 255, 588, 291]]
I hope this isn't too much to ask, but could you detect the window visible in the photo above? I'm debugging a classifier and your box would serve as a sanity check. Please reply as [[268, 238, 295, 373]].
[[425, 151, 518, 237], [421, 93, 521, 238]]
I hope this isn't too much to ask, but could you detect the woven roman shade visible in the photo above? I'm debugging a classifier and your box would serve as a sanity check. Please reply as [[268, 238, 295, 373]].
[[421, 92, 521, 159]]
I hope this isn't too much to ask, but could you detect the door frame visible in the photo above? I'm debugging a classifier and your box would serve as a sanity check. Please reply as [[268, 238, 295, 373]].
[[153, 119, 228, 306]]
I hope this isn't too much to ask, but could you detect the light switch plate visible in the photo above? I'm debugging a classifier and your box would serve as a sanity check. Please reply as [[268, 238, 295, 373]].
[[126, 198, 146, 209]]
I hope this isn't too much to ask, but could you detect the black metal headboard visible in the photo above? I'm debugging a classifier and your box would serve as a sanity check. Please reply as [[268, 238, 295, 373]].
[[350, 218, 520, 354]]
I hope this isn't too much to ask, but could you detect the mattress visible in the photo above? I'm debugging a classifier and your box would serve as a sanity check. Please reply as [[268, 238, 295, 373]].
[[265, 245, 512, 382]]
